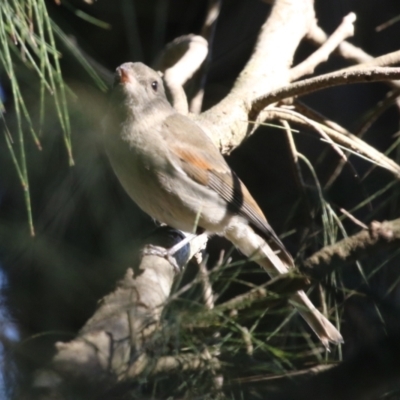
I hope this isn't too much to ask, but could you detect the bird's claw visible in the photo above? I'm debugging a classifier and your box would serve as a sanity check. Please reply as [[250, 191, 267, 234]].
[[143, 244, 181, 274]]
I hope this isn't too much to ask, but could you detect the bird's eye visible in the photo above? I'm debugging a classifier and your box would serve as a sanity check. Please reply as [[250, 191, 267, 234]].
[[151, 81, 158, 92]]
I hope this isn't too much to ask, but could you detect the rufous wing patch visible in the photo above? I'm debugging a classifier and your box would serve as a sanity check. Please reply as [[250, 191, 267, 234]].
[[171, 146, 211, 186]]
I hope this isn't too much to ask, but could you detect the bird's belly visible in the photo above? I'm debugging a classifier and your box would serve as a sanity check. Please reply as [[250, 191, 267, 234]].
[[109, 151, 230, 233]]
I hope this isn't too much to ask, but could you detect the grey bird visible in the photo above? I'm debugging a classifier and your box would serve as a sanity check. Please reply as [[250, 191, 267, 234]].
[[103, 62, 343, 349]]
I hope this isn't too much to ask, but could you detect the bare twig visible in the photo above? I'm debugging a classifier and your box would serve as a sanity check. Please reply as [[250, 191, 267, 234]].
[[339, 208, 368, 230], [291, 13, 356, 81], [307, 24, 400, 89], [281, 119, 307, 191], [251, 67, 400, 117], [294, 101, 350, 136], [294, 94, 400, 188], [355, 89, 400, 137], [198, 259, 215, 310], [343, 49, 400, 71], [376, 15, 400, 32], [271, 106, 348, 161], [189, 0, 222, 113], [307, 23, 374, 65], [264, 107, 400, 179], [155, 35, 208, 114], [232, 364, 334, 384]]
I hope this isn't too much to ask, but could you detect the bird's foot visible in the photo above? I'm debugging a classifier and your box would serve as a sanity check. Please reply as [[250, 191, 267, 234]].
[[143, 244, 182, 273]]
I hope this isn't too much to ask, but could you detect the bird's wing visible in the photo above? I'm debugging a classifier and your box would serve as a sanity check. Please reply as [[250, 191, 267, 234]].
[[162, 113, 293, 264]]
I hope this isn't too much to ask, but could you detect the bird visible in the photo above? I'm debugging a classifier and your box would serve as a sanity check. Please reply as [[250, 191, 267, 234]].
[[103, 61, 343, 349]]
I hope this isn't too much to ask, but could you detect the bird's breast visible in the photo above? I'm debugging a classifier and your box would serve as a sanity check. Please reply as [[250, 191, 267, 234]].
[[104, 119, 233, 233]]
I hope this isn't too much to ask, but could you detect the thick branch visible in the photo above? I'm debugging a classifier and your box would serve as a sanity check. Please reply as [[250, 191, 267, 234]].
[[197, 0, 315, 153], [32, 227, 208, 394]]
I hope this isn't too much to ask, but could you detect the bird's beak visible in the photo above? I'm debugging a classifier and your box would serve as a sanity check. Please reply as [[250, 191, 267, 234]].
[[115, 65, 131, 85]]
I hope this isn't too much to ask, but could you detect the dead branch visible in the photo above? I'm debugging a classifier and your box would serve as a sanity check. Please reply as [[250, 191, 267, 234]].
[[307, 23, 400, 90], [263, 107, 400, 179], [251, 67, 400, 117], [270, 106, 347, 161], [290, 13, 356, 81], [307, 23, 375, 64], [155, 35, 208, 114], [189, 0, 223, 113], [197, 0, 315, 153], [31, 227, 209, 394]]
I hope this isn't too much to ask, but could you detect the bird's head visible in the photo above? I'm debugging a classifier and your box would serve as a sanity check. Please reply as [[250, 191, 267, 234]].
[[113, 62, 166, 109]]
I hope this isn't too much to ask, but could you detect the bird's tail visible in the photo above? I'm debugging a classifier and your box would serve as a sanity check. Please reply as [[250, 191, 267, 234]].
[[289, 290, 343, 349], [225, 221, 343, 349]]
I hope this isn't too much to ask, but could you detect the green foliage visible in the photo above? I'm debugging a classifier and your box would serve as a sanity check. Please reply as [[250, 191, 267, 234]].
[[0, 0, 105, 235]]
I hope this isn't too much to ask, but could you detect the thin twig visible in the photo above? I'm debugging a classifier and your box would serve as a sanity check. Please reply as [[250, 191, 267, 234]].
[[343, 49, 400, 71], [289, 102, 360, 189], [291, 13, 356, 81], [281, 119, 317, 254], [263, 107, 400, 179], [294, 101, 350, 134], [189, 0, 222, 113], [251, 67, 400, 117], [271, 106, 348, 161], [198, 259, 215, 310], [307, 23, 374, 64], [355, 90, 400, 138], [376, 15, 400, 32], [307, 23, 400, 90], [156, 35, 208, 114], [339, 208, 368, 230], [319, 90, 400, 188], [281, 119, 307, 190]]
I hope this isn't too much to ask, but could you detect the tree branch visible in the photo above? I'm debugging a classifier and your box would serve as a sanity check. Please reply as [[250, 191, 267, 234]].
[[251, 67, 400, 117], [263, 106, 400, 179], [301, 219, 400, 279], [307, 23, 400, 90], [197, 0, 315, 153], [31, 227, 208, 394], [290, 12, 356, 81], [188, 0, 223, 113], [155, 35, 208, 114]]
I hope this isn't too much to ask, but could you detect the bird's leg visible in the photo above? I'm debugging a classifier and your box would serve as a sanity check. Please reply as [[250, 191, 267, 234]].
[[144, 232, 206, 273]]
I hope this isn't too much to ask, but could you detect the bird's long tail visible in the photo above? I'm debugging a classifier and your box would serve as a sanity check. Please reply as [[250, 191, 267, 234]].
[[289, 290, 343, 349], [225, 222, 343, 349]]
